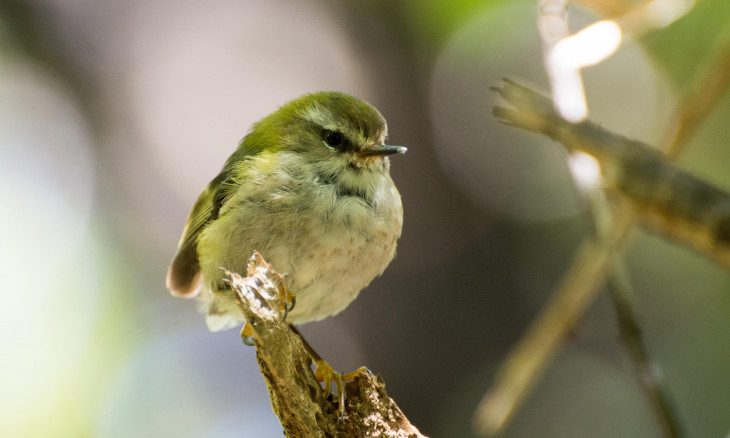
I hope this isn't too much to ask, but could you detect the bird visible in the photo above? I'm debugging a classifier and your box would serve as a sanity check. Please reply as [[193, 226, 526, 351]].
[[166, 91, 405, 334]]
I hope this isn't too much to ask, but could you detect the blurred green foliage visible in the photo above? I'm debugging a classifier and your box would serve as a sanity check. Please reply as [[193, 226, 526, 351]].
[[642, 0, 730, 87]]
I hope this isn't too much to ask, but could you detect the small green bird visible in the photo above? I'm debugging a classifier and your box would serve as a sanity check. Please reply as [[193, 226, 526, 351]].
[[166, 92, 405, 332]]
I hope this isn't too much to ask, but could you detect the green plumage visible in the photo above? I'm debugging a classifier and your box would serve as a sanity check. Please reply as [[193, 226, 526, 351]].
[[166, 91, 404, 331]]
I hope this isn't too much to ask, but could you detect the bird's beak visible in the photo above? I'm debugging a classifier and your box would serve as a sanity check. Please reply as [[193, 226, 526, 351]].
[[357, 144, 407, 158]]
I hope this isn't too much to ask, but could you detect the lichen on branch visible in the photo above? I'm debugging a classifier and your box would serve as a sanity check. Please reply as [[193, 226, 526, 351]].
[[226, 252, 427, 438]]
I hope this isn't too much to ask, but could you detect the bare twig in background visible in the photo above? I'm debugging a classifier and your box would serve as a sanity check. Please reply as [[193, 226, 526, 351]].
[[537, 0, 569, 51], [605, 255, 688, 438], [472, 209, 635, 435], [493, 80, 730, 270], [582, 177, 687, 437], [228, 252, 427, 438], [661, 36, 730, 155], [476, 74, 730, 435]]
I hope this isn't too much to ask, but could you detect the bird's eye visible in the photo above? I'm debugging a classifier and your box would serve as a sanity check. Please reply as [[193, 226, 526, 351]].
[[323, 131, 343, 147]]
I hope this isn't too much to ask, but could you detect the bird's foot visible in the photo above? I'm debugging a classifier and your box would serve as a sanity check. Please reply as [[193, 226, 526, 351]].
[[313, 359, 370, 418], [240, 321, 255, 346], [275, 277, 296, 320]]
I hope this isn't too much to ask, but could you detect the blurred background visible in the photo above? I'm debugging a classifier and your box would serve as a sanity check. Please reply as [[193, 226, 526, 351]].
[[2, 0, 730, 436]]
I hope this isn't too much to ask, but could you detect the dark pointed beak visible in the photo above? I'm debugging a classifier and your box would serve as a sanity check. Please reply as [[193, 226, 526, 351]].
[[357, 144, 407, 158]]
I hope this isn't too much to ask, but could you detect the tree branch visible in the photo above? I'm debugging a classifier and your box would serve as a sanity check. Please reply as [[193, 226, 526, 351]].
[[492, 79, 730, 271], [226, 252, 427, 438], [475, 78, 730, 436]]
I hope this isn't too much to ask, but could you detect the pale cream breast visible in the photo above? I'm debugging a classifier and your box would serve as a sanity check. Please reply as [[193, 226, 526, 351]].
[[196, 151, 402, 330]]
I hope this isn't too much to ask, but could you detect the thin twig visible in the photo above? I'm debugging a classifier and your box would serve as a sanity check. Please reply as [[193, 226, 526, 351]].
[[605, 255, 688, 437], [472, 208, 636, 435], [583, 181, 687, 437], [661, 34, 730, 155]]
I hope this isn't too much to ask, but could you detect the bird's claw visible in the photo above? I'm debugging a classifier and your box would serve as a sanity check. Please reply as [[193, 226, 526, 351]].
[[313, 359, 369, 418], [276, 275, 296, 321], [240, 321, 255, 346]]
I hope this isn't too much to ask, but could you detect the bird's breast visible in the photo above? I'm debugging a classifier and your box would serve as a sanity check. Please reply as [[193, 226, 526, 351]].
[[197, 160, 402, 324], [269, 175, 403, 322]]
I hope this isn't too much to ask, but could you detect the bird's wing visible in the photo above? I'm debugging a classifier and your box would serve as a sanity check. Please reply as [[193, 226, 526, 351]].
[[165, 149, 247, 297]]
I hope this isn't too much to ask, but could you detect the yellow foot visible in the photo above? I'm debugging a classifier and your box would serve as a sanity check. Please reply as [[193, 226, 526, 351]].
[[275, 278, 296, 320], [240, 321, 254, 346], [313, 359, 369, 418]]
